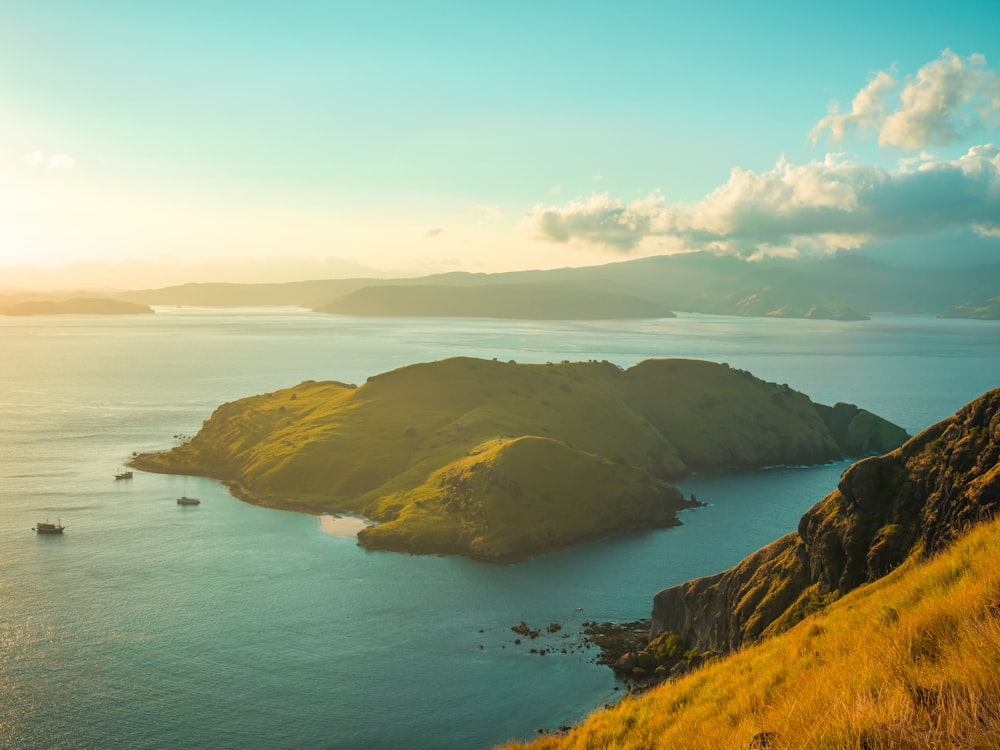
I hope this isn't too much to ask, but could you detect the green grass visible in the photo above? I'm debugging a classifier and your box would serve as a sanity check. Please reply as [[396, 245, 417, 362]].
[[131, 357, 905, 560]]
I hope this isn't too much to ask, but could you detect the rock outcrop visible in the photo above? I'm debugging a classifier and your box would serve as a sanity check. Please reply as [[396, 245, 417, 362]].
[[650, 387, 1000, 655]]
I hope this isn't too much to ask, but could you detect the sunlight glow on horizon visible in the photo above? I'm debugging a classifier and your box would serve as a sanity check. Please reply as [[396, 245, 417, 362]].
[[1, 1, 998, 285]]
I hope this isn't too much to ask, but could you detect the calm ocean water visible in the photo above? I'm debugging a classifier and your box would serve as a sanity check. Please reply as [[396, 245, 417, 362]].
[[1, 309, 997, 749]]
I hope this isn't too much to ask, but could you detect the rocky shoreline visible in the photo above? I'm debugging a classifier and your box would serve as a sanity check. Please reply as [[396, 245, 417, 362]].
[[501, 616, 692, 689]]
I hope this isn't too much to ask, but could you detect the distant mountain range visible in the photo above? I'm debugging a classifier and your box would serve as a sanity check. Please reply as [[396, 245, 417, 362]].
[[6, 252, 998, 320], [118, 252, 1000, 320]]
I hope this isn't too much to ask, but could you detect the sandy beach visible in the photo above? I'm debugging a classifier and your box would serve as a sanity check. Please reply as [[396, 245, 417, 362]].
[[319, 513, 375, 537]]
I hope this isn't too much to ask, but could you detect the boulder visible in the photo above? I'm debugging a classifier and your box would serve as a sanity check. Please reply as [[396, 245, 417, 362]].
[[613, 652, 637, 673]]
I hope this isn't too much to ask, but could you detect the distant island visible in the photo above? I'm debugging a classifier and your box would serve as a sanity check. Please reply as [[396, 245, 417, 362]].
[[938, 296, 1000, 320], [131, 357, 907, 561], [315, 283, 676, 319], [118, 252, 1000, 322], [0, 297, 153, 316]]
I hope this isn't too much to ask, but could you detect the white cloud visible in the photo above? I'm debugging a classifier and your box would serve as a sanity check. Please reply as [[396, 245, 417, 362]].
[[812, 50, 1000, 150], [812, 70, 897, 144], [525, 192, 663, 251], [524, 145, 1000, 256], [23, 151, 77, 170]]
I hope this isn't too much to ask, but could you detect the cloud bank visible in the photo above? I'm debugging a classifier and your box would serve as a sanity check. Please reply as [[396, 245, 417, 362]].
[[812, 50, 1000, 150], [526, 52, 1000, 258], [525, 145, 1000, 256]]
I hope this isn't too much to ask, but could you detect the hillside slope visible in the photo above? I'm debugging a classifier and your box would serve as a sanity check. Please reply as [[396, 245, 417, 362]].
[[131, 358, 905, 561], [505, 511, 1000, 749], [648, 387, 1000, 654]]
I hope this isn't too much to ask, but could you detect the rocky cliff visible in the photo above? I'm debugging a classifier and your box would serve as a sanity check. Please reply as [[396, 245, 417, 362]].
[[650, 387, 1000, 655]]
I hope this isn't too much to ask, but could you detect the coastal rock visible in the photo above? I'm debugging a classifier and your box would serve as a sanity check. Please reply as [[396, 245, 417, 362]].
[[636, 651, 655, 670], [613, 652, 637, 673], [749, 731, 779, 749]]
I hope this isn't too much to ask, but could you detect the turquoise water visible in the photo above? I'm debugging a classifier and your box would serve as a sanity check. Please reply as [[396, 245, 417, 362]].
[[1, 309, 997, 749]]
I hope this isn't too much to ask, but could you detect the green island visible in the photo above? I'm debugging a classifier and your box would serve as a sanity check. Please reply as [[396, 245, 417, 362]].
[[132, 357, 905, 561], [939, 296, 1000, 319], [315, 283, 676, 319], [504, 387, 1000, 750], [0, 297, 154, 316]]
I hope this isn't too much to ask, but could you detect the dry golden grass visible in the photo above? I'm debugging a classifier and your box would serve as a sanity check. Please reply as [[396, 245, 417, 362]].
[[502, 517, 1000, 750]]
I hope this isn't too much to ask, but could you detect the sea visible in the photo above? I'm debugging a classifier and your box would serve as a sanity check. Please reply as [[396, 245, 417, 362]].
[[1, 308, 997, 750]]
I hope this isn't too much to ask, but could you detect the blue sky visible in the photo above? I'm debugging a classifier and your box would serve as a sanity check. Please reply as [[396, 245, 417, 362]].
[[1, 1, 998, 285]]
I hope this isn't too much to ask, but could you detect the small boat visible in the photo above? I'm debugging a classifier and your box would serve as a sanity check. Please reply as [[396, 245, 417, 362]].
[[177, 496, 201, 505], [114, 467, 133, 480], [33, 519, 65, 534]]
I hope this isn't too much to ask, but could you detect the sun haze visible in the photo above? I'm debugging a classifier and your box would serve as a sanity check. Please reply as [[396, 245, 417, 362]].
[[1, 1, 997, 288]]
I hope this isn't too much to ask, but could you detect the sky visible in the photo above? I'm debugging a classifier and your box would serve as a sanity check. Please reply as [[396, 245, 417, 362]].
[[1, 0, 999, 287]]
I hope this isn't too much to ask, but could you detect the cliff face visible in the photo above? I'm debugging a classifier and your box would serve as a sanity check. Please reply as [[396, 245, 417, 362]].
[[651, 387, 1000, 653]]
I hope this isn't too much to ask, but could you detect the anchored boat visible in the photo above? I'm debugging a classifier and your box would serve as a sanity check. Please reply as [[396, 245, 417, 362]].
[[177, 496, 200, 505], [33, 519, 65, 534]]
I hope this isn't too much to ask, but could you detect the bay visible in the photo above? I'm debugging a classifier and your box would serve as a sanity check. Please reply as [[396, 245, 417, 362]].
[[1, 309, 997, 749]]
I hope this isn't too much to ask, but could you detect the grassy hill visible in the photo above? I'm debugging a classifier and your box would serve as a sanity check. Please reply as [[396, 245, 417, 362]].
[[131, 357, 906, 561]]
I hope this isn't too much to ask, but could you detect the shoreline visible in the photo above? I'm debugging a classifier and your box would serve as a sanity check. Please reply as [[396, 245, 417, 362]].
[[130, 452, 698, 563], [319, 513, 376, 537]]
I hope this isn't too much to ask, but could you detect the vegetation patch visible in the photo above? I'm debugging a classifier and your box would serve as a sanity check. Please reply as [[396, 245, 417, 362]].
[[131, 357, 906, 561]]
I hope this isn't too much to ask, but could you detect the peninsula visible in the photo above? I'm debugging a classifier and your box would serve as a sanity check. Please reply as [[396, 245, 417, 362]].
[[131, 357, 907, 561]]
